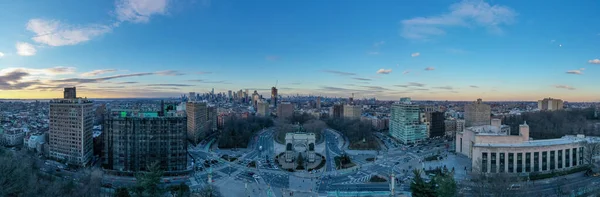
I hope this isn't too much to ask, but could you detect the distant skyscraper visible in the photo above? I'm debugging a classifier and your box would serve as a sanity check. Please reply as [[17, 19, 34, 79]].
[[256, 100, 270, 117], [271, 87, 278, 107], [464, 98, 491, 127], [330, 103, 344, 119], [277, 102, 294, 120], [343, 104, 361, 119], [316, 96, 321, 109], [186, 101, 207, 144], [63, 87, 76, 99], [228, 90, 232, 99], [252, 90, 260, 108], [538, 98, 564, 111], [49, 87, 93, 167], [349, 93, 354, 104], [389, 97, 427, 144], [189, 92, 196, 102], [103, 109, 187, 173]]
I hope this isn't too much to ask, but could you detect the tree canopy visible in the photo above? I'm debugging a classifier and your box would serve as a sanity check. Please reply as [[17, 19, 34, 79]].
[[218, 115, 273, 148]]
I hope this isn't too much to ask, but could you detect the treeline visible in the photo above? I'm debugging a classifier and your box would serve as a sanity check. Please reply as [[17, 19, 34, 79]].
[[503, 108, 599, 139], [0, 148, 102, 197], [218, 116, 274, 148], [325, 118, 379, 150], [410, 168, 457, 197], [275, 112, 325, 144]]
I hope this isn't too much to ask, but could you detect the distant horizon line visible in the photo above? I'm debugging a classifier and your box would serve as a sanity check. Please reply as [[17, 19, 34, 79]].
[[1, 98, 598, 103]]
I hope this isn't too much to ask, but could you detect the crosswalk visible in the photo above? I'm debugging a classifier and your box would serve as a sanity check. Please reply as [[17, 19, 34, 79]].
[[340, 175, 372, 184]]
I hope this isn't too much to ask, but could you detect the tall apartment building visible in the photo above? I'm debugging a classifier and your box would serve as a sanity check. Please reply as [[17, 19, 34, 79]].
[[103, 109, 187, 173], [252, 91, 260, 108], [186, 102, 207, 144], [430, 112, 445, 138], [389, 98, 428, 144], [207, 105, 217, 131], [316, 96, 321, 109], [538, 98, 564, 111], [257, 100, 270, 117], [330, 103, 344, 119], [343, 105, 361, 120], [49, 88, 94, 166], [277, 102, 294, 120], [271, 87, 278, 107], [464, 98, 491, 127]]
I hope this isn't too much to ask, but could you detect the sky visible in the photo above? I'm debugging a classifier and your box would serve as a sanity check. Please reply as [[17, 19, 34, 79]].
[[0, 0, 599, 101]]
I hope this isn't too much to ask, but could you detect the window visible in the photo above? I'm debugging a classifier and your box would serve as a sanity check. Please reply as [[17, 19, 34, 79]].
[[565, 149, 570, 168], [499, 153, 505, 173], [525, 153, 531, 172], [491, 153, 497, 173], [508, 153, 514, 173], [579, 147, 584, 165], [517, 153, 523, 173], [550, 151, 555, 170], [534, 152, 540, 172], [573, 148, 577, 166], [558, 150, 563, 169], [542, 151, 547, 171], [460, 138, 462, 152], [482, 152, 488, 173]]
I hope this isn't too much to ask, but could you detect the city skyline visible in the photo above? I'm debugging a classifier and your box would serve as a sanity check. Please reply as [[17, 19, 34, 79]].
[[1, 0, 599, 101]]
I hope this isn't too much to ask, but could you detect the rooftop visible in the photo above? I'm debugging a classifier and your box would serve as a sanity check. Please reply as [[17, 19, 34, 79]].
[[475, 135, 600, 148], [466, 125, 511, 136]]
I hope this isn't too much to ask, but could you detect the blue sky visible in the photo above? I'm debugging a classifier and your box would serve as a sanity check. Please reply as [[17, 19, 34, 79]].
[[0, 0, 599, 101]]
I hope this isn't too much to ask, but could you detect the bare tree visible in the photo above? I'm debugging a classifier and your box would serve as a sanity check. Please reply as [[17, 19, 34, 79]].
[[469, 158, 523, 197], [583, 141, 600, 166]]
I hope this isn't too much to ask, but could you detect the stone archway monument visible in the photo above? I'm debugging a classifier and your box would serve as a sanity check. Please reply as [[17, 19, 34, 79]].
[[284, 132, 316, 163]]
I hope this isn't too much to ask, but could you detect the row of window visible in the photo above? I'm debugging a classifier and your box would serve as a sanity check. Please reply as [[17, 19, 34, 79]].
[[481, 147, 584, 173]]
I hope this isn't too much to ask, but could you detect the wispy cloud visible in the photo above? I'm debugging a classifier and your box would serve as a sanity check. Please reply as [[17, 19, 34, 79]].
[[411, 52, 420, 57], [186, 79, 229, 84], [402, 70, 410, 75], [410, 88, 429, 91], [0, 71, 41, 90], [26, 19, 111, 46], [362, 86, 391, 91], [589, 59, 600, 64], [16, 42, 36, 56], [376, 69, 393, 74], [81, 69, 117, 77], [469, 85, 479, 88], [145, 84, 194, 87], [117, 81, 138, 84], [400, 0, 517, 40], [115, 0, 170, 24], [51, 72, 154, 84], [566, 69, 583, 75], [373, 41, 385, 47], [424, 67, 435, 71], [321, 70, 356, 76], [555, 85, 575, 90], [367, 51, 380, 55], [155, 70, 184, 76], [352, 77, 372, 81], [197, 71, 213, 74], [0, 52, 4, 58], [0, 67, 75, 76], [433, 86, 453, 90], [447, 48, 467, 54], [395, 82, 426, 88]]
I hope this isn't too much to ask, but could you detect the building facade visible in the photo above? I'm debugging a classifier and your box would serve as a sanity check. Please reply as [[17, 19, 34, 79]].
[[186, 101, 207, 144], [271, 87, 278, 107], [456, 119, 600, 174], [464, 98, 491, 127], [343, 105, 361, 120], [103, 110, 187, 173], [430, 112, 445, 138], [389, 98, 428, 144], [49, 90, 94, 167], [538, 98, 564, 111], [256, 100, 270, 117], [277, 102, 294, 120], [330, 103, 344, 119], [1, 128, 25, 147]]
